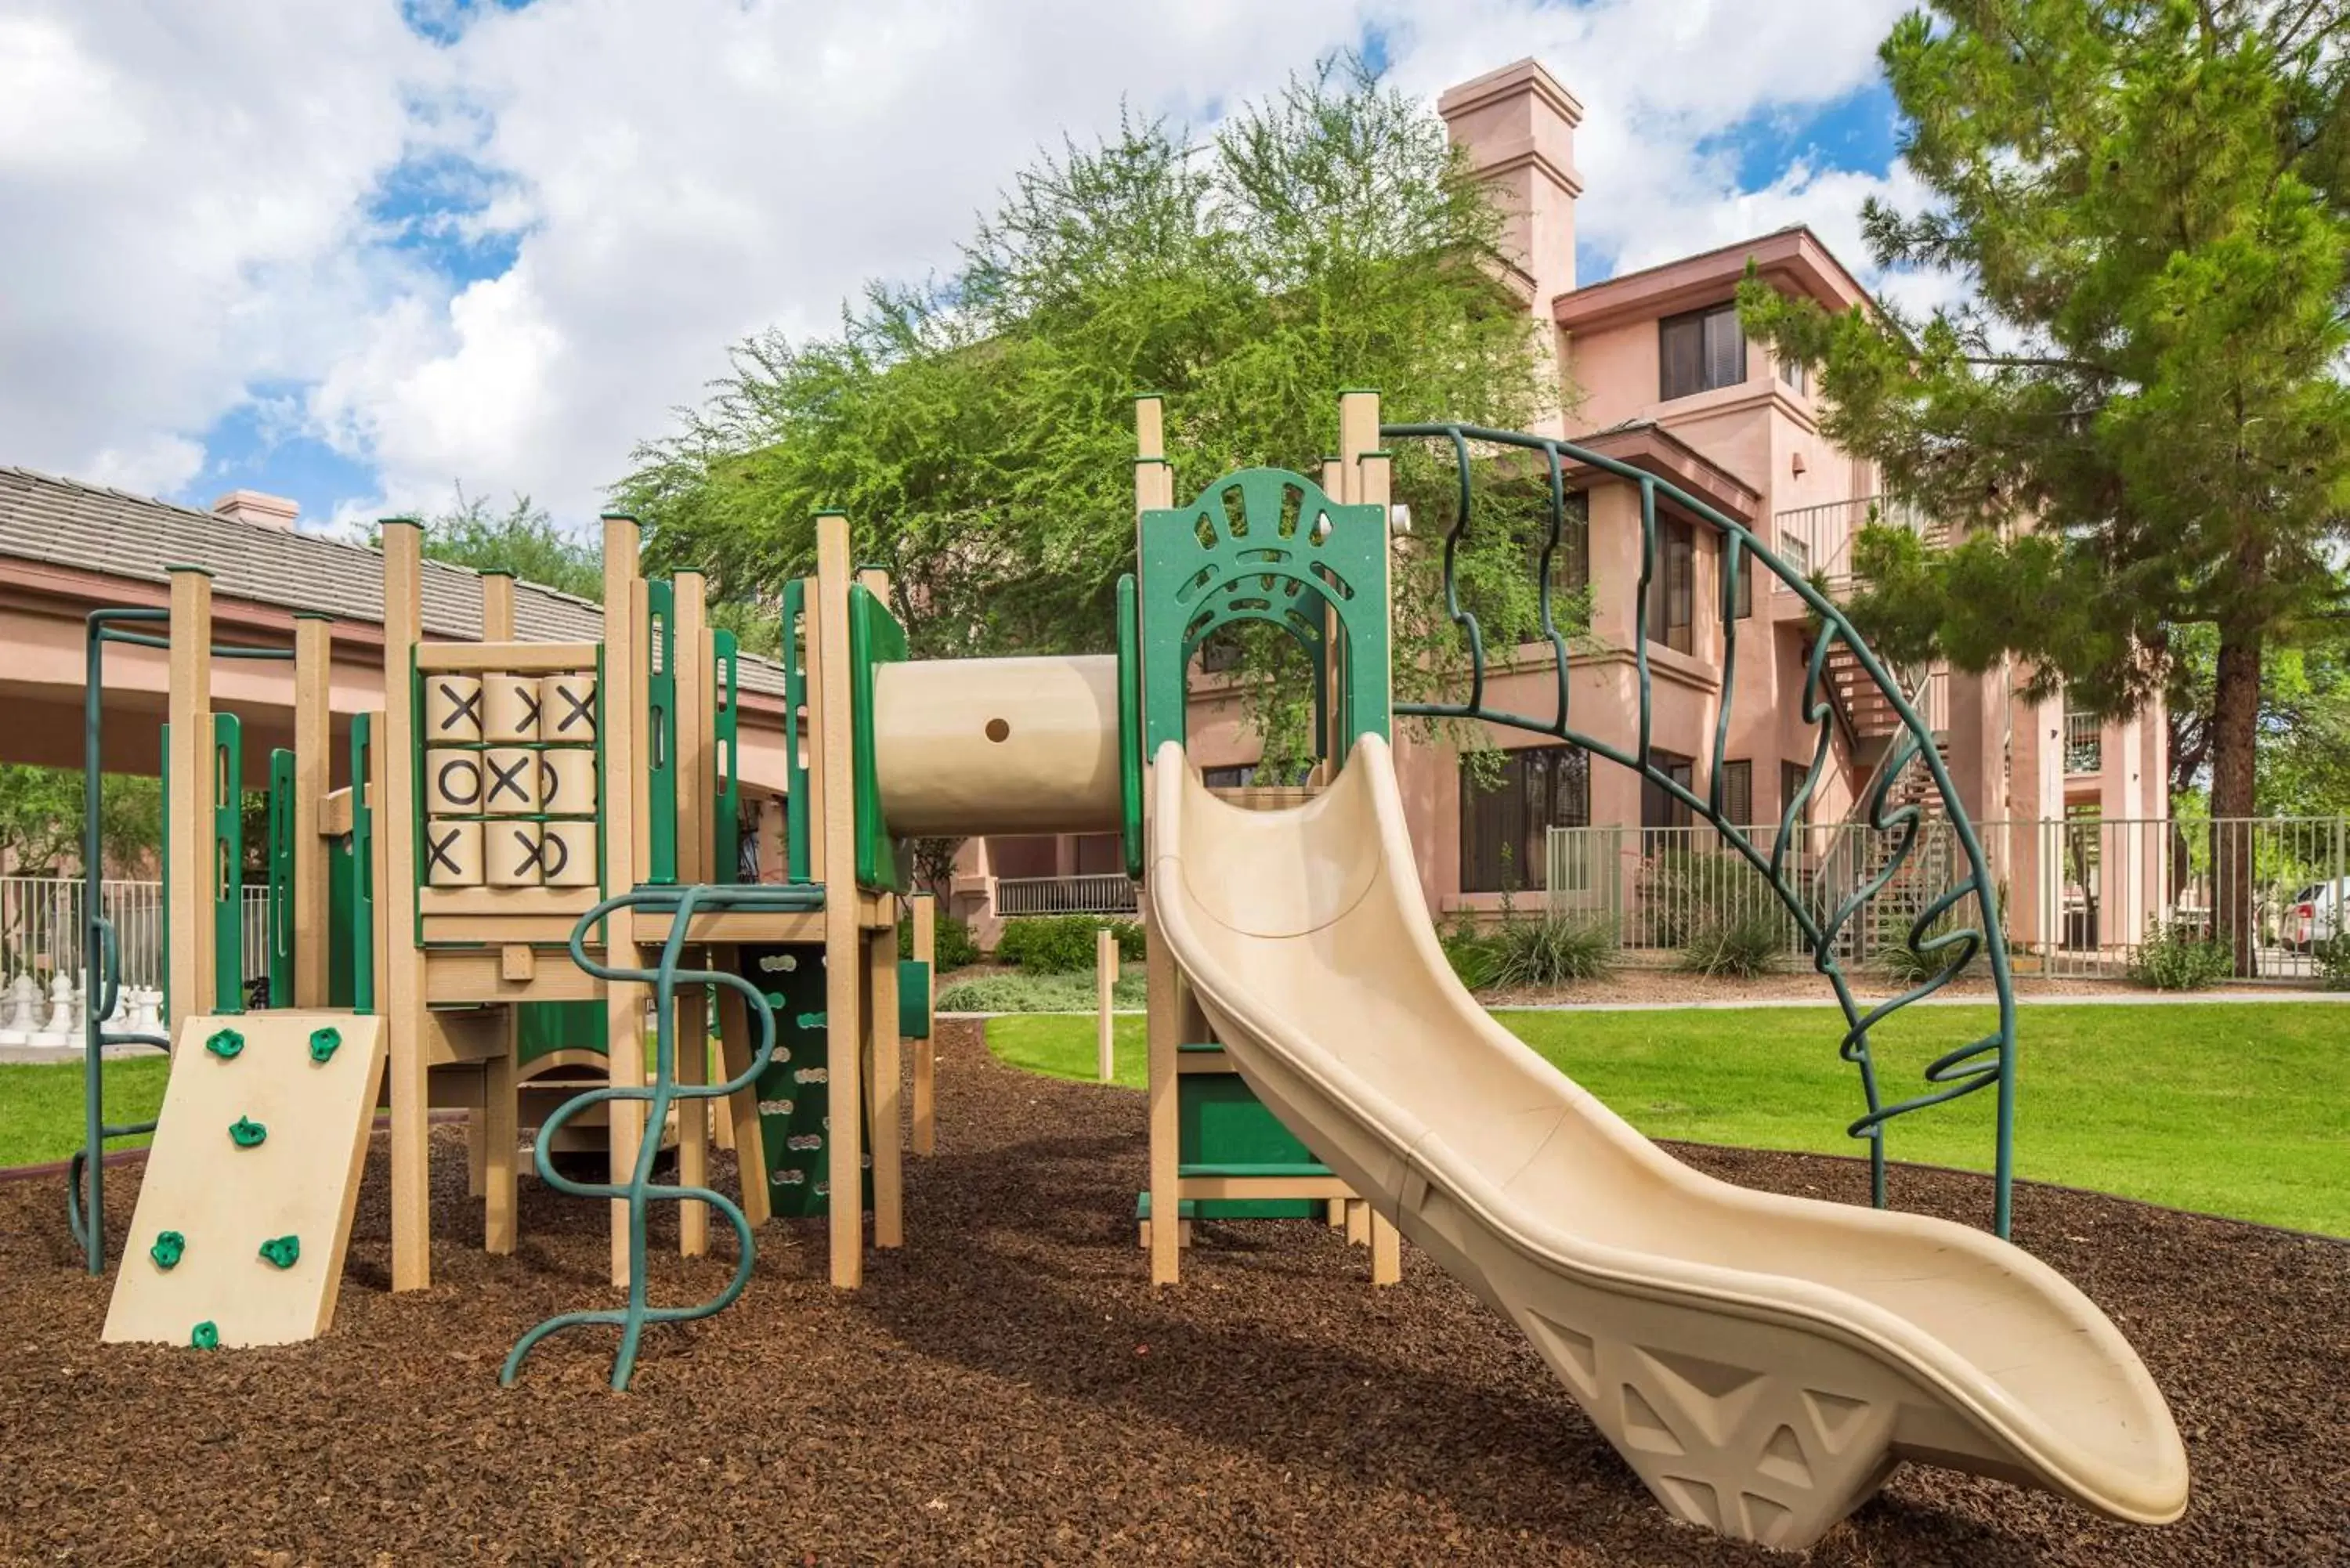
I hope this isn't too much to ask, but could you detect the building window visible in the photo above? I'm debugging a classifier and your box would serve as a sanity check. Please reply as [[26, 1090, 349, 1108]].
[[1202, 764, 1256, 789], [1646, 515, 1695, 654], [1777, 354, 1806, 395], [1732, 536, 1753, 620], [1642, 750, 1695, 851], [1198, 631, 1242, 674], [1459, 744, 1590, 893], [1660, 302, 1747, 401], [1551, 490, 1591, 594], [1781, 760, 1812, 826], [1719, 760, 1752, 826]]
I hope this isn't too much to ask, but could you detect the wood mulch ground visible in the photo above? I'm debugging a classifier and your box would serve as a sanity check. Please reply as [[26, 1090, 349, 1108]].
[[2, 1020, 2342, 1566]]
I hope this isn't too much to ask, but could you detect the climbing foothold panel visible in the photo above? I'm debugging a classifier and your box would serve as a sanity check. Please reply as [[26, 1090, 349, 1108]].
[[104, 1012, 387, 1349]]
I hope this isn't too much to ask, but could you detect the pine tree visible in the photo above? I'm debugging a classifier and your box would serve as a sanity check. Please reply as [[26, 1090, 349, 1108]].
[[1741, 0, 2350, 969]]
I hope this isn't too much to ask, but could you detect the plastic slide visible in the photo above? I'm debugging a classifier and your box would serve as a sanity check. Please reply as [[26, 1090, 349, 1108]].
[[1149, 735, 2188, 1551]]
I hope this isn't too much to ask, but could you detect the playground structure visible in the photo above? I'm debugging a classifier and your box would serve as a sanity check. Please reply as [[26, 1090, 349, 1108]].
[[64, 390, 2188, 1551]]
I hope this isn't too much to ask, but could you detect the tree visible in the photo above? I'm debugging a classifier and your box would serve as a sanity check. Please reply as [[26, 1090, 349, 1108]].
[[2168, 621, 2350, 815], [1741, 0, 2350, 969], [385, 490, 606, 604], [616, 57, 1560, 779], [0, 764, 162, 876]]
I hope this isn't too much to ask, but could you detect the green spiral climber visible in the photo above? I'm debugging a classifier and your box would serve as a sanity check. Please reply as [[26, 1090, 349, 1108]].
[[501, 881, 823, 1392]]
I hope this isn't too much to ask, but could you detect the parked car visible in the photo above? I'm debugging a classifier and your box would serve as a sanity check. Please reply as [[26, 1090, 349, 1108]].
[[2283, 878, 2348, 951]]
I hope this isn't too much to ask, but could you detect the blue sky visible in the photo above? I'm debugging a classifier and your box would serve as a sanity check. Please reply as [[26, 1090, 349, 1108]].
[[3, 0, 1919, 534]]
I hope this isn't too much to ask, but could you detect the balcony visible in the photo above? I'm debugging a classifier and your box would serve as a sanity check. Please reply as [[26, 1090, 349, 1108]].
[[1772, 495, 1943, 595], [992, 874, 1138, 917], [2064, 711, 2103, 775]]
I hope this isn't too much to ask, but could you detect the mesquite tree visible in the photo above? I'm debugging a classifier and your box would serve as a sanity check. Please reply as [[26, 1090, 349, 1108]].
[[1741, 0, 2350, 970]]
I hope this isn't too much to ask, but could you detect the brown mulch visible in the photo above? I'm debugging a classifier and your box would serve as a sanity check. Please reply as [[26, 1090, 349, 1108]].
[[1, 1021, 2342, 1566]]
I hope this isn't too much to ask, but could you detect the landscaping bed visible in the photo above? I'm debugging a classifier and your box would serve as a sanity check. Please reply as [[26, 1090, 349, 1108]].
[[2, 1020, 2341, 1564]]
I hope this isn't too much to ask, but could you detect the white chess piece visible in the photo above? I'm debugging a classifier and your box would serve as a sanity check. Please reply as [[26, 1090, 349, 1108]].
[[132, 988, 162, 1036], [0, 973, 38, 1048], [30, 974, 74, 1049]]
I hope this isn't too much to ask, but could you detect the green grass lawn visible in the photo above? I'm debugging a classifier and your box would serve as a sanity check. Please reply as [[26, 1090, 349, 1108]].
[[0, 1056, 172, 1169], [988, 1003, 2350, 1236]]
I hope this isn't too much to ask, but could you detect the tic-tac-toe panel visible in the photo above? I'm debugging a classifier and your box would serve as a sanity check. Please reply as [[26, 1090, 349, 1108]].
[[483, 673, 543, 742], [425, 818, 483, 886], [103, 1013, 388, 1348], [539, 748, 598, 815], [541, 673, 597, 742], [424, 674, 483, 742]]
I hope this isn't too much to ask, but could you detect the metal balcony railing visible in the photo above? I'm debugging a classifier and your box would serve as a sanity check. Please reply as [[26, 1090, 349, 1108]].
[[2064, 711, 2103, 774], [1773, 495, 1943, 593], [992, 873, 1138, 916]]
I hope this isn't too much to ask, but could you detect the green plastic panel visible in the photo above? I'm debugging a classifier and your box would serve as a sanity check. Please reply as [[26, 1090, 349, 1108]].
[[847, 582, 909, 892], [737, 942, 871, 1217], [896, 959, 931, 1040], [347, 714, 374, 1012], [516, 999, 606, 1068], [645, 579, 678, 884], [782, 578, 811, 884], [1116, 573, 1144, 880], [713, 629, 741, 883], [265, 748, 295, 1007], [1177, 1069, 1322, 1219], [212, 711, 244, 1013], [1139, 466, 1388, 758]]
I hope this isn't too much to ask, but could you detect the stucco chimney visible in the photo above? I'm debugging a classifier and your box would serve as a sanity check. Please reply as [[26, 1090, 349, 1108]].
[[210, 489, 299, 529], [1438, 58, 1583, 314]]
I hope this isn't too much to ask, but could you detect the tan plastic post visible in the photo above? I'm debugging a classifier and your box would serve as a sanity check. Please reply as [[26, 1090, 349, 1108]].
[[602, 515, 647, 1288], [474, 573, 514, 1224], [291, 616, 332, 1009], [815, 512, 865, 1288], [376, 522, 431, 1291], [910, 892, 936, 1155], [1097, 927, 1116, 1083], [1135, 395, 1181, 1284], [164, 566, 214, 1035]]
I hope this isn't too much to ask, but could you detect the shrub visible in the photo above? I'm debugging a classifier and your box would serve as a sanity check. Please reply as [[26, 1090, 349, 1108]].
[[994, 914, 1141, 973], [1875, 911, 1972, 986], [1442, 933, 1499, 990], [1640, 847, 1778, 948], [2128, 919, 2234, 992], [936, 967, 1148, 1013], [1678, 909, 1788, 979], [898, 911, 982, 971], [2313, 931, 2350, 991], [1486, 913, 1617, 988]]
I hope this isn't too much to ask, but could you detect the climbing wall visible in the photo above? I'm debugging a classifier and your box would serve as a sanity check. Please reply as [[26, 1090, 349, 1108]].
[[737, 943, 870, 1219], [103, 1012, 387, 1349]]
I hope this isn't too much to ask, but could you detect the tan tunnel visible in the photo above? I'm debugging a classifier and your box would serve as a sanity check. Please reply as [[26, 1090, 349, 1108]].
[[871, 654, 1122, 837]]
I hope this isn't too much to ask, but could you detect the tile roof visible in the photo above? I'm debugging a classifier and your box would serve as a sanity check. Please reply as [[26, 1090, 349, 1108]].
[[0, 465, 786, 697]]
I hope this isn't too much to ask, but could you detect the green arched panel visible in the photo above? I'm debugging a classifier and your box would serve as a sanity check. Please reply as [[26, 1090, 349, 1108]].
[[1140, 466, 1386, 757]]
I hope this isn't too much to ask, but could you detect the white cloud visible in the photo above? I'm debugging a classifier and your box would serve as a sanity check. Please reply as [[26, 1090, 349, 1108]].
[[1, 0, 1958, 528]]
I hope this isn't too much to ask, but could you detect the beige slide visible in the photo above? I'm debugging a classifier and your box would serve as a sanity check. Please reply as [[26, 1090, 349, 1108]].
[[1150, 736, 2188, 1550]]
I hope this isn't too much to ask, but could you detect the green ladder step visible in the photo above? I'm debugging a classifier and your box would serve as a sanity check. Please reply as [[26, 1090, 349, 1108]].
[[1177, 1160, 1334, 1180]]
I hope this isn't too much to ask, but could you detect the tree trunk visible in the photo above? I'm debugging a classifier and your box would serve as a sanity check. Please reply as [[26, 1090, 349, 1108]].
[[2208, 625, 2263, 977]]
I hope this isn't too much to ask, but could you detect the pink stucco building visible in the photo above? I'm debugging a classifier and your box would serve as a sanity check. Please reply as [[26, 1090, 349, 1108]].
[[967, 58, 2164, 956]]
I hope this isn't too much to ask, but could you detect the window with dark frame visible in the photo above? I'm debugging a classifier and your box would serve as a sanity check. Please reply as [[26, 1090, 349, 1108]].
[[1719, 760, 1753, 827], [1781, 760, 1812, 826], [1202, 764, 1256, 789], [1641, 750, 1695, 851], [1660, 302, 1748, 401], [1459, 744, 1591, 894], [1645, 515, 1696, 654]]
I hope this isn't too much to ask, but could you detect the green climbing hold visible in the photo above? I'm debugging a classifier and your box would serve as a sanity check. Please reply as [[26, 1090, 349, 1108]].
[[258, 1235, 301, 1270], [228, 1117, 267, 1148], [150, 1231, 186, 1270], [204, 1028, 244, 1060], [308, 1026, 342, 1063], [797, 1012, 826, 1030], [190, 1321, 219, 1350]]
